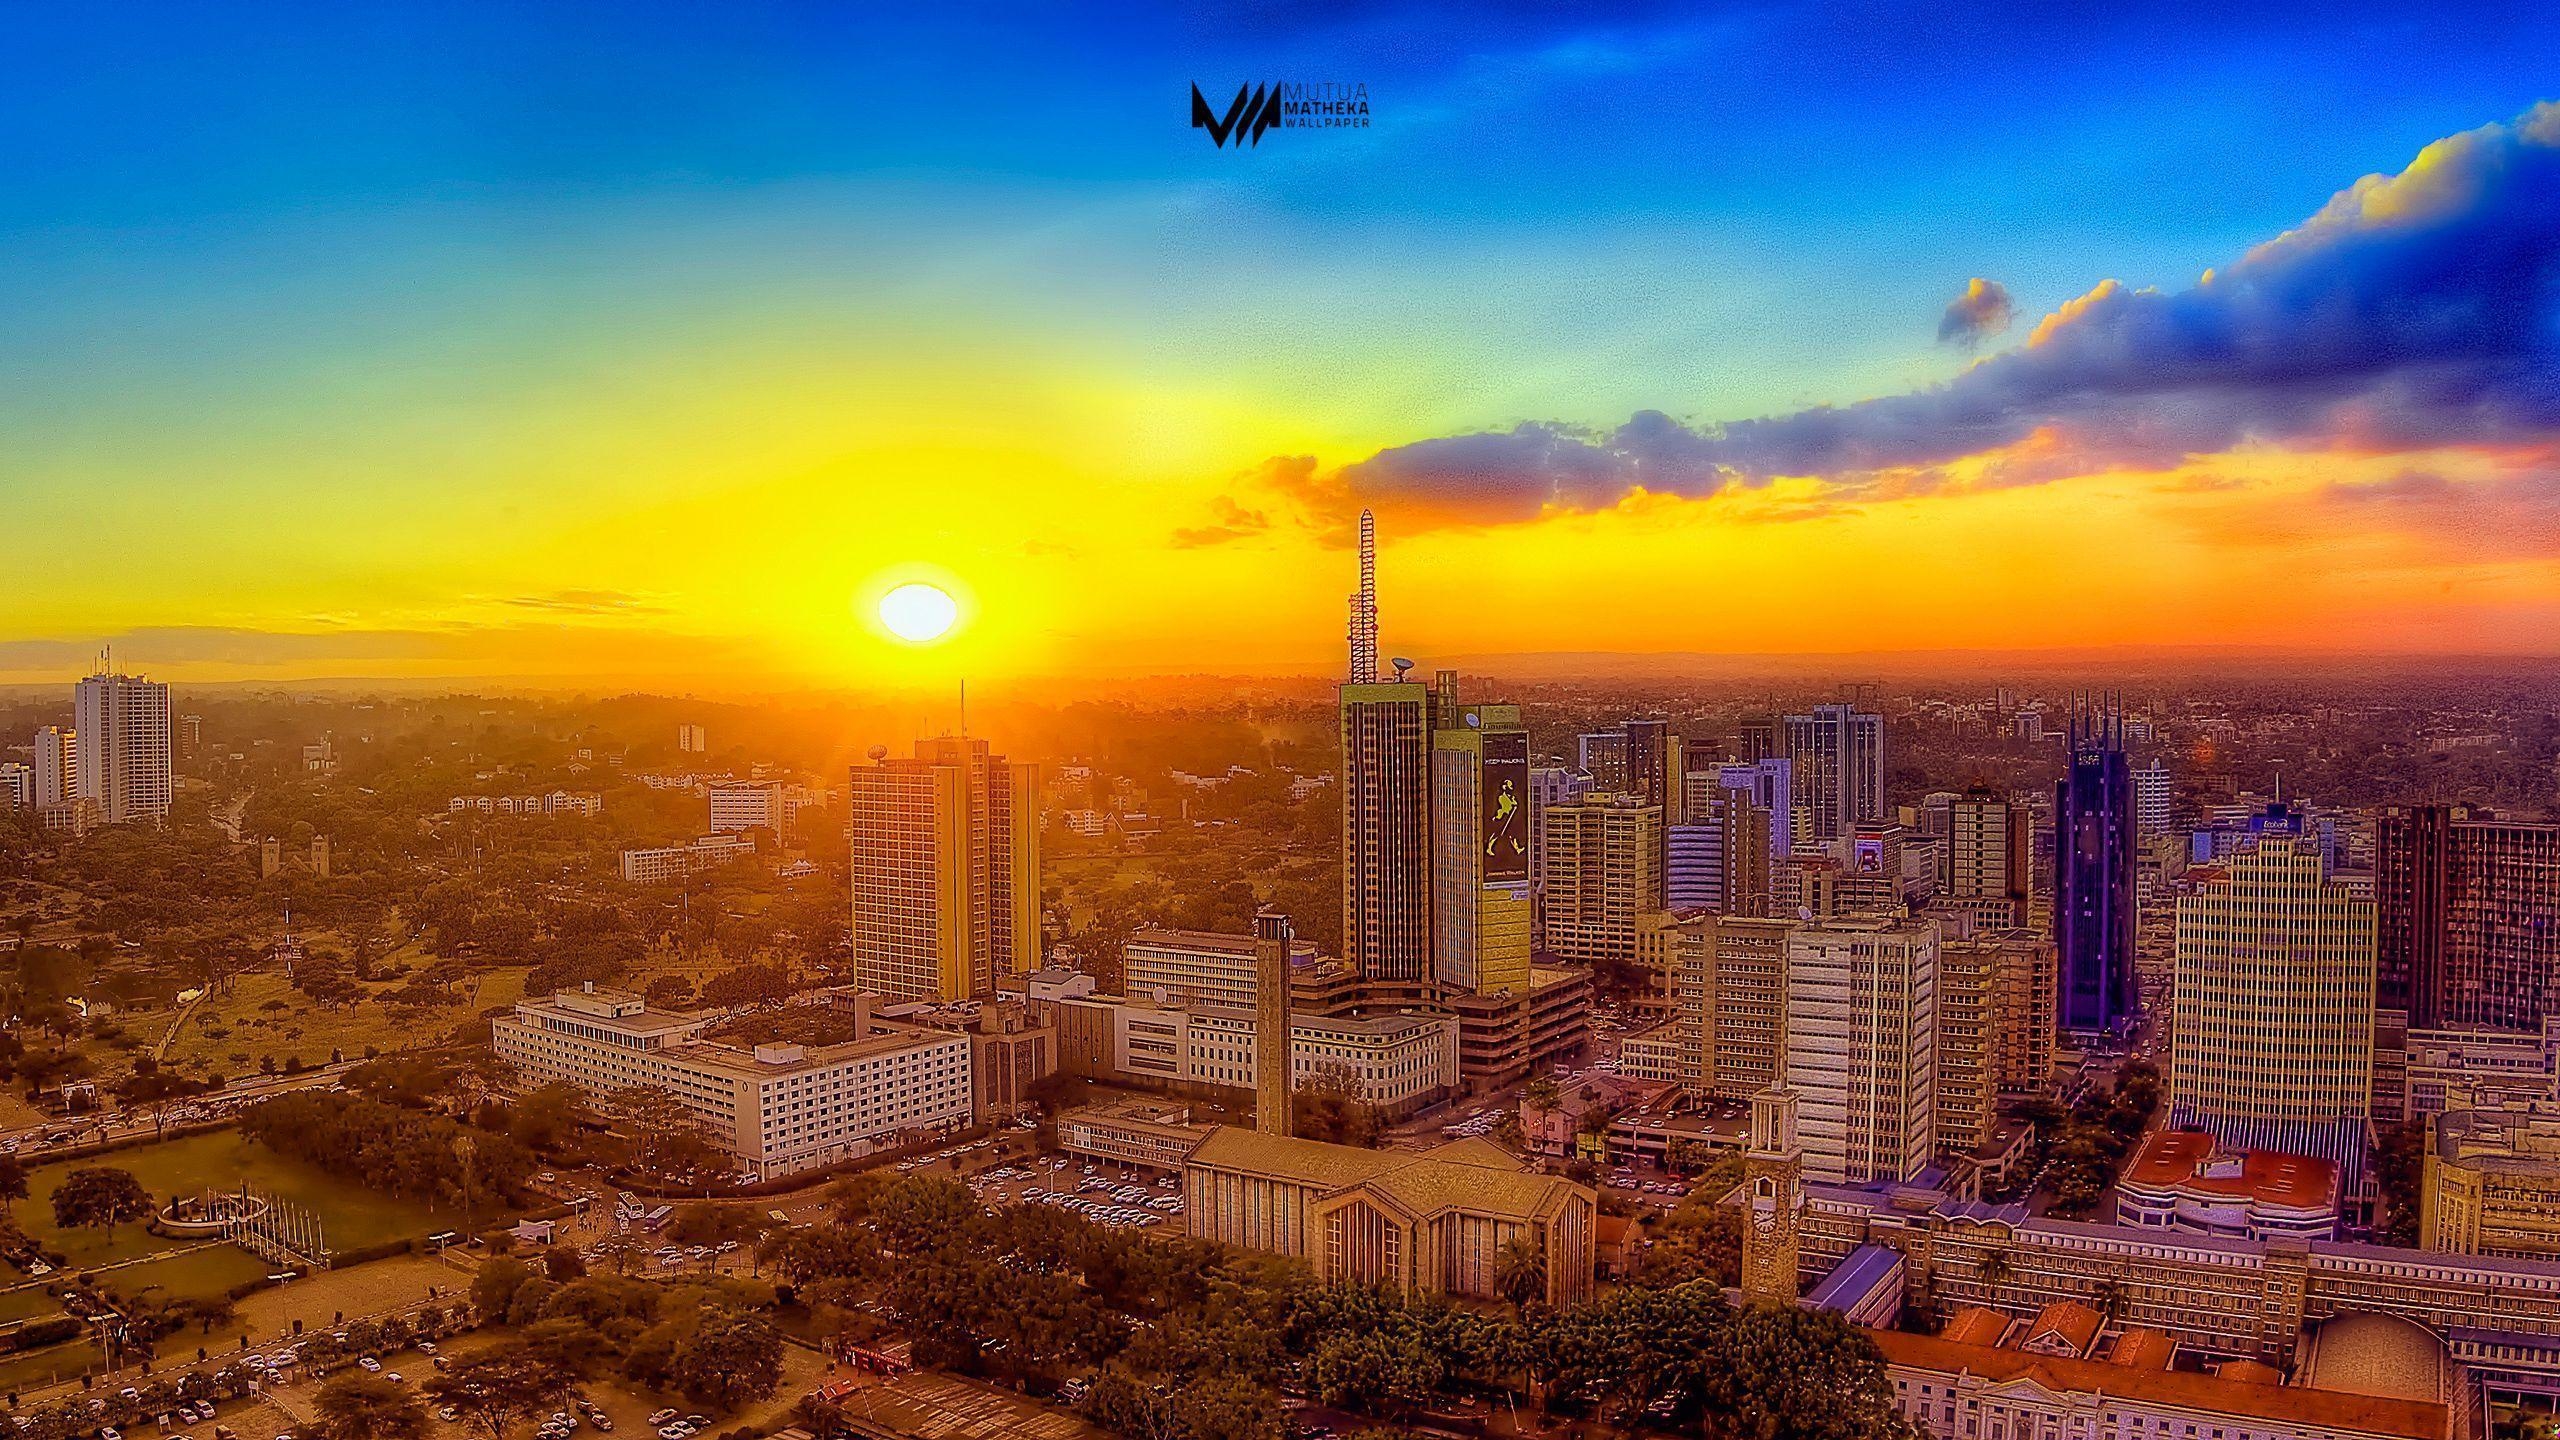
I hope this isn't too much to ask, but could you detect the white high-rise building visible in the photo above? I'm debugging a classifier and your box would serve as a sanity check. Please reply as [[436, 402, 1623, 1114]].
[[32, 727, 75, 810], [75, 672, 172, 825], [0, 762, 29, 811], [2134, 759, 2173, 837], [1784, 915, 1938, 1185]]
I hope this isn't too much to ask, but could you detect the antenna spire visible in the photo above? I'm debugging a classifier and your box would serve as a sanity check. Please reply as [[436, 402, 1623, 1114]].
[[1347, 509, 1378, 684]]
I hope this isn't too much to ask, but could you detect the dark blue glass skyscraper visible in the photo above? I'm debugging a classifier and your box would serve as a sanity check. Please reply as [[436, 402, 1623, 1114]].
[[2054, 699, 2135, 1035]]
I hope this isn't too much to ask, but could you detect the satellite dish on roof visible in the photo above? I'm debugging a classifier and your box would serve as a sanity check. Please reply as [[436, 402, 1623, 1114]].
[[1390, 657, 1414, 678], [866, 745, 888, 762]]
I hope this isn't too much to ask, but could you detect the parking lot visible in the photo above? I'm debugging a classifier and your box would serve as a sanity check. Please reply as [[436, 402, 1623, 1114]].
[[958, 1154, 1185, 1232]]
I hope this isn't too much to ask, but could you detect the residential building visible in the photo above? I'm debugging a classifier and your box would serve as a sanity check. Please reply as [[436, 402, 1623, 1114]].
[[0, 762, 27, 811], [32, 726, 75, 810], [2055, 702, 2135, 1034], [491, 987, 972, 1179], [848, 736, 1040, 1002], [2172, 835, 2377, 1183], [74, 671, 172, 825], [1340, 678, 1434, 985], [1184, 1127, 1597, 1306], [1784, 916, 1938, 1185]]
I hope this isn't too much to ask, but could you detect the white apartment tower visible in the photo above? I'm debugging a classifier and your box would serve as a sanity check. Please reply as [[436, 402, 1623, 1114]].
[[1783, 915, 1939, 1185], [75, 672, 172, 824], [32, 727, 76, 810]]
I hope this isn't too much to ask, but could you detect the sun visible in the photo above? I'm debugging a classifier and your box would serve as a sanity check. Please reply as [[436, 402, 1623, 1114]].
[[878, 581, 959, 643]]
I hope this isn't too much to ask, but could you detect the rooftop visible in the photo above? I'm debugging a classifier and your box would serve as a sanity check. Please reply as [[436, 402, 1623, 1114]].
[[1871, 1330, 2446, 1439], [1186, 1126, 1587, 1224], [2124, 1129, 2341, 1211]]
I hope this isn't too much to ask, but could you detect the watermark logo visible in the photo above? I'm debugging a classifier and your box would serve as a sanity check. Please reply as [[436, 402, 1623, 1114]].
[[1191, 82, 1371, 149]]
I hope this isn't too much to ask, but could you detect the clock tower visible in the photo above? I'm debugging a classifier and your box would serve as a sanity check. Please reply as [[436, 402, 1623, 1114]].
[[1741, 1084, 1803, 1304]]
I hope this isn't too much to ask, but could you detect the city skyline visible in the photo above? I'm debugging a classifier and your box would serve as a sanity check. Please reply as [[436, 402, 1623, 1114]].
[[2, 7, 2556, 685]]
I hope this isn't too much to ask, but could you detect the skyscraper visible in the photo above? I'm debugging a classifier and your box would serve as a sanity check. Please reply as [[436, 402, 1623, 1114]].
[[75, 671, 171, 825], [1666, 780, 1772, 916], [1428, 676, 1532, 996], [1714, 757, 1794, 860], [1947, 787, 2031, 928], [2172, 835, 2376, 1179], [1781, 703, 1884, 847], [1576, 729, 1630, 791], [2378, 806, 2560, 1031], [1783, 915, 1938, 1185], [2054, 700, 2135, 1035], [1341, 672, 1435, 985], [1538, 794, 1663, 968], [2133, 758, 2173, 837], [848, 736, 1040, 1002], [32, 726, 75, 811]]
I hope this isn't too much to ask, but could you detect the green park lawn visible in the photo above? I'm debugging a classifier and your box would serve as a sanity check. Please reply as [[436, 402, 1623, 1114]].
[[15, 1129, 455, 1275], [0, 1284, 67, 1324], [160, 966, 524, 1078]]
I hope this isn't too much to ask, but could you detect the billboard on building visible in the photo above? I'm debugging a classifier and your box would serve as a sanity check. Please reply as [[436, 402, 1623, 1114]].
[[1482, 730, 1530, 884]]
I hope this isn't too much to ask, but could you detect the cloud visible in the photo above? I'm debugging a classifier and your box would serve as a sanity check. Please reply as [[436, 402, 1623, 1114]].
[[1261, 100, 2560, 535], [1169, 494, 1275, 548], [1936, 277, 2015, 346], [498, 589, 668, 616]]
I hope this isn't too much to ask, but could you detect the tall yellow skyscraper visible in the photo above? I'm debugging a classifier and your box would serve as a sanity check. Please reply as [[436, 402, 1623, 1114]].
[[2172, 833, 2376, 1177], [1428, 673, 1532, 996], [848, 736, 1040, 1002]]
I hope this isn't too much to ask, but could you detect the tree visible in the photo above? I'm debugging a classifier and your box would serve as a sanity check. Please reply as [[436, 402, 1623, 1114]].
[[1493, 1235, 1548, 1311], [0, 1152, 26, 1204], [424, 1345, 554, 1440], [50, 1166, 154, 1243], [314, 1373, 430, 1440], [669, 1311, 783, 1413]]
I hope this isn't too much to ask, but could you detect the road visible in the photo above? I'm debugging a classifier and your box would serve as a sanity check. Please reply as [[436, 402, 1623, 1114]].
[[0, 1058, 372, 1158]]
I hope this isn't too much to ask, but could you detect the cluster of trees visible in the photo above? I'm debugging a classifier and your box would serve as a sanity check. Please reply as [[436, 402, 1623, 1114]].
[[7, 1359, 268, 1440], [2024, 1061, 2162, 1217], [763, 1173, 1914, 1440], [2372, 1119, 2427, 1246], [237, 1089, 533, 1212], [1290, 1067, 1382, 1148], [454, 1256, 785, 1423]]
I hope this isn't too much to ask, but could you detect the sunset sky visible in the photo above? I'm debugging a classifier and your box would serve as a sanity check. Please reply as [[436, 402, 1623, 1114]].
[[4, 4, 2556, 687]]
